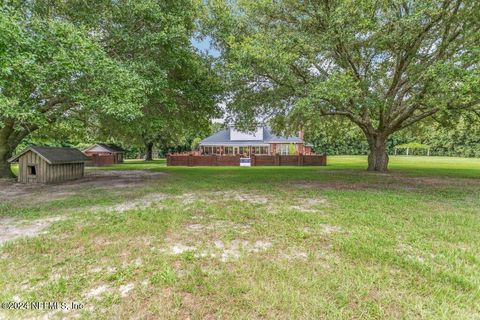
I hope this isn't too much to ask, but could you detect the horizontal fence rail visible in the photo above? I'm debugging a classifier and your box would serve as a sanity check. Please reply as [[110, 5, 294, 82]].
[[167, 154, 326, 166]]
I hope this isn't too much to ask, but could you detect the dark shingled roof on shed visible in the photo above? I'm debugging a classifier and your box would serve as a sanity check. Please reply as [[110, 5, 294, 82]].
[[8, 146, 91, 164], [84, 143, 125, 153], [95, 143, 125, 153]]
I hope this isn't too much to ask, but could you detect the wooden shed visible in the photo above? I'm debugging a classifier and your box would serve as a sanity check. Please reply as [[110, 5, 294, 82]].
[[8, 146, 90, 183], [83, 143, 125, 166]]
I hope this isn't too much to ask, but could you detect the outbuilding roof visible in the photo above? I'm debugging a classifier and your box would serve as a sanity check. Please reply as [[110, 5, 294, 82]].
[[8, 146, 91, 164], [85, 143, 125, 153], [199, 127, 303, 145]]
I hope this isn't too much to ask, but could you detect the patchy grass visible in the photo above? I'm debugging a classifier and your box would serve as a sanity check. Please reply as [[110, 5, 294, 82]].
[[1, 156, 479, 319]]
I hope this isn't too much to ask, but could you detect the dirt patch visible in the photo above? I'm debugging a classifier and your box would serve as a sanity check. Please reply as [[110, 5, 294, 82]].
[[85, 284, 111, 299], [0, 170, 166, 203], [0, 216, 65, 245], [166, 238, 273, 262], [119, 283, 134, 297], [170, 243, 196, 254], [111, 192, 166, 213], [209, 239, 273, 262], [83, 170, 166, 187], [294, 181, 376, 190], [205, 191, 269, 204], [289, 198, 327, 212], [293, 173, 480, 191], [395, 242, 437, 265], [185, 221, 251, 234], [279, 249, 309, 261], [160, 218, 273, 262], [319, 224, 342, 234], [393, 174, 480, 187]]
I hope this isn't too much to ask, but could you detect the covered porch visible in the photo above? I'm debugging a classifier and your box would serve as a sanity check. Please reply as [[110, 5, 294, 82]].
[[200, 144, 270, 156]]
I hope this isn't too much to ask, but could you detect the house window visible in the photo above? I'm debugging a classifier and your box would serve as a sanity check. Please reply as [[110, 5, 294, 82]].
[[239, 147, 249, 156], [28, 165, 37, 175], [277, 144, 289, 155], [225, 147, 233, 155], [203, 146, 214, 155]]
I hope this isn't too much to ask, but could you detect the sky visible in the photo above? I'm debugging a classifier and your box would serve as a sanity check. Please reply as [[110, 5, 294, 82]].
[[191, 36, 220, 58]]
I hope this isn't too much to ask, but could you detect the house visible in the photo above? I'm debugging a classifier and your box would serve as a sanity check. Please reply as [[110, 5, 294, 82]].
[[83, 143, 125, 166], [198, 126, 313, 156], [8, 146, 90, 183]]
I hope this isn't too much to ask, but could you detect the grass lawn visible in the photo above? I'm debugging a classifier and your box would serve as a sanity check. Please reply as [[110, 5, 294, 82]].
[[0, 156, 479, 319]]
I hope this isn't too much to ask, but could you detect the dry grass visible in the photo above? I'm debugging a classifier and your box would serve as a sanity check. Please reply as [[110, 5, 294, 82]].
[[0, 156, 479, 319]]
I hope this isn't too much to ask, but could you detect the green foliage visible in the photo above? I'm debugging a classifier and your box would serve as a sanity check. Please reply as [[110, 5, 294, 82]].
[[191, 137, 202, 151], [288, 143, 296, 155], [0, 6, 143, 126], [395, 142, 430, 149], [0, 4, 144, 176], [48, 0, 224, 150], [1, 0, 222, 171], [398, 116, 480, 157], [208, 0, 480, 170], [302, 114, 480, 157]]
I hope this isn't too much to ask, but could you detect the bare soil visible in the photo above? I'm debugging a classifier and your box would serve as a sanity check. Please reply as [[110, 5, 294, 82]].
[[0, 216, 65, 245], [293, 173, 480, 190], [0, 170, 166, 202]]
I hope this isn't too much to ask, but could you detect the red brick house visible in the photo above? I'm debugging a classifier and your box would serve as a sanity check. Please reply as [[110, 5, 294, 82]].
[[199, 126, 313, 156]]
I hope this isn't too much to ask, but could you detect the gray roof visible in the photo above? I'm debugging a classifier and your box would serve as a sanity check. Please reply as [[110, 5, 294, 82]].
[[9, 146, 91, 164], [199, 127, 303, 146], [87, 143, 125, 153]]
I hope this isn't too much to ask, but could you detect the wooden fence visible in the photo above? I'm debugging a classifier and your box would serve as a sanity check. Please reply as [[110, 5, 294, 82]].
[[167, 154, 326, 166]]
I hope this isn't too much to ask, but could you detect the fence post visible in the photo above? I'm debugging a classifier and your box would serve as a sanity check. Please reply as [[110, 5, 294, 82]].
[[298, 153, 303, 166], [323, 154, 327, 166], [251, 155, 256, 166], [275, 154, 280, 166], [167, 155, 170, 166], [188, 154, 192, 166]]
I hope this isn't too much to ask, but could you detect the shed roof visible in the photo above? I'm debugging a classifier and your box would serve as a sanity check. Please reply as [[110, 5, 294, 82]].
[[199, 127, 303, 145], [8, 146, 91, 164], [85, 143, 125, 153]]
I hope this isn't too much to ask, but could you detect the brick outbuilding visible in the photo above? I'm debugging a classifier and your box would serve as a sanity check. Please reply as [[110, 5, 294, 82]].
[[83, 143, 125, 166]]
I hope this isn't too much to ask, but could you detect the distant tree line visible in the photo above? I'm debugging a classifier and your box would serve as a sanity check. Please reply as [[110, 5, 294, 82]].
[[306, 115, 480, 157]]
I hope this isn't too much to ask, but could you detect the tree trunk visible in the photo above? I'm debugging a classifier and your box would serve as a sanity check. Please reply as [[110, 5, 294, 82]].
[[0, 119, 36, 178], [366, 134, 389, 172], [145, 142, 154, 161], [0, 141, 14, 179]]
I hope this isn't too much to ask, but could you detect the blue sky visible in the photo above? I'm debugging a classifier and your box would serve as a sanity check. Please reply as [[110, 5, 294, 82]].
[[191, 36, 220, 57]]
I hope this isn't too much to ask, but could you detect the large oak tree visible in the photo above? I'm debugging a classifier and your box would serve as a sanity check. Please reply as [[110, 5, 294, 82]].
[[209, 0, 480, 171], [28, 0, 222, 161], [0, 6, 143, 177], [89, 0, 222, 160]]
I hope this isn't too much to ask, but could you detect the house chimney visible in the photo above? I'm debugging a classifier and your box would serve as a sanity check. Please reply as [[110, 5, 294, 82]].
[[298, 129, 304, 140]]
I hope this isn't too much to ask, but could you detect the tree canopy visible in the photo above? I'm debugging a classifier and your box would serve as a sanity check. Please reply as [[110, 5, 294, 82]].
[[0, 5, 143, 177], [62, 0, 223, 160], [208, 0, 480, 171], [1, 0, 222, 177]]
